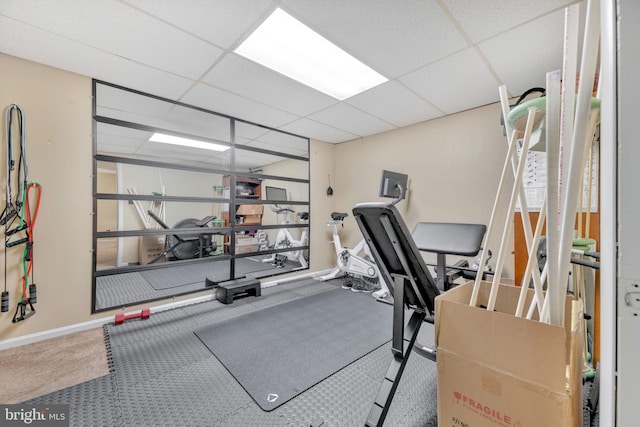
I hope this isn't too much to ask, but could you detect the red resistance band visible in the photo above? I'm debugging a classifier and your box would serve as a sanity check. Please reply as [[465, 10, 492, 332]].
[[20, 182, 42, 300]]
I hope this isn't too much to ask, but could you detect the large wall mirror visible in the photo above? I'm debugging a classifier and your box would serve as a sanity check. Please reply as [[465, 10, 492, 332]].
[[93, 81, 310, 312]]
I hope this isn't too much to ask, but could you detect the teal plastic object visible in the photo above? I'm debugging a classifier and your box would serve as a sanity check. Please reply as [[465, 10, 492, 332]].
[[506, 96, 601, 131]]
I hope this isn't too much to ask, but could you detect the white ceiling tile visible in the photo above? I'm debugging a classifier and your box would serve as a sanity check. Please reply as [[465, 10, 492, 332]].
[[278, 119, 358, 144], [0, 1, 587, 144], [202, 54, 338, 116], [479, 10, 566, 96], [0, 16, 193, 99], [346, 81, 444, 127], [445, 0, 578, 42], [1, 0, 222, 79], [122, 0, 274, 49], [93, 65, 192, 103], [281, 0, 468, 78], [180, 83, 299, 129], [308, 104, 396, 137], [400, 48, 501, 114]]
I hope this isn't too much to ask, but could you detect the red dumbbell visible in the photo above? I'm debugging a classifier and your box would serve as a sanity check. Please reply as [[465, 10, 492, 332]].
[[114, 308, 151, 325]]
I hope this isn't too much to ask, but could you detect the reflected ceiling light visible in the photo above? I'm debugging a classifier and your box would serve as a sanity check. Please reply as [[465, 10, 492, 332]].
[[234, 8, 388, 100], [149, 133, 230, 152]]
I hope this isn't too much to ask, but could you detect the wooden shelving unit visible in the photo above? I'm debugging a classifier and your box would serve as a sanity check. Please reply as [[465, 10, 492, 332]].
[[221, 176, 263, 226]]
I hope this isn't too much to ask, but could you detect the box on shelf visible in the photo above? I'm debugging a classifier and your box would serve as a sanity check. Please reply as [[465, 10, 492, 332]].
[[242, 214, 262, 225], [237, 204, 264, 215], [235, 235, 259, 254], [435, 281, 582, 427], [139, 235, 166, 265]]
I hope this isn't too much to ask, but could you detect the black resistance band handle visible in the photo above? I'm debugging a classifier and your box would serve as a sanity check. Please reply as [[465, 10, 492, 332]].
[[1, 291, 8, 312], [5, 223, 27, 236], [6, 237, 28, 248]]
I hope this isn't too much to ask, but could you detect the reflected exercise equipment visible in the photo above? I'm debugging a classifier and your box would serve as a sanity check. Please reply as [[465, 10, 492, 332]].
[[92, 81, 311, 312], [262, 207, 309, 268], [146, 210, 218, 263], [319, 211, 389, 298]]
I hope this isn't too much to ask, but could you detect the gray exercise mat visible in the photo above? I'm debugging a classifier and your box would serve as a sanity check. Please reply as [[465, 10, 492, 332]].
[[235, 256, 305, 277], [234, 257, 278, 275], [194, 287, 393, 411], [140, 262, 223, 290]]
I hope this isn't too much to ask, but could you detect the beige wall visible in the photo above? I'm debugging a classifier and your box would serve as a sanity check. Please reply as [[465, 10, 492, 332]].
[[0, 52, 512, 342], [330, 104, 514, 270], [0, 54, 94, 339], [308, 139, 337, 272]]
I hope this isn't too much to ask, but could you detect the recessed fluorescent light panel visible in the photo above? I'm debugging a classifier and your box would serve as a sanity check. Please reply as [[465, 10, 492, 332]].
[[234, 8, 388, 100], [149, 133, 230, 152]]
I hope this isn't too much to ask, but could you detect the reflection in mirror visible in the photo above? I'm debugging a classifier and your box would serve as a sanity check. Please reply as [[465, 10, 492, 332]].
[[235, 121, 309, 159], [261, 179, 309, 204], [94, 256, 231, 311], [95, 206, 229, 268], [96, 122, 231, 169], [93, 81, 310, 312], [235, 148, 309, 181], [257, 182, 309, 271], [96, 83, 231, 145], [222, 172, 309, 273], [233, 231, 308, 278], [96, 227, 230, 270], [96, 161, 228, 200], [259, 222, 310, 270]]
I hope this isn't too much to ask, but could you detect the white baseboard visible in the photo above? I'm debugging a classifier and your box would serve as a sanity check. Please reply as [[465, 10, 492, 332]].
[[261, 268, 334, 288], [0, 293, 217, 351], [0, 314, 113, 352], [0, 269, 332, 351]]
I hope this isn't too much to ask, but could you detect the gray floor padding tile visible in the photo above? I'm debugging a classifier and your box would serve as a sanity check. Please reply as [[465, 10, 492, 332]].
[[25, 278, 438, 426]]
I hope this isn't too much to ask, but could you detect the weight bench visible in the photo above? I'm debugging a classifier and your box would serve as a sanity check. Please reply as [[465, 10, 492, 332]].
[[215, 276, 261, 305], [411, 222, 487, 291], [353, 204, 488, 426], [352, 202, 441, 427], [410, 221, 487, 362]]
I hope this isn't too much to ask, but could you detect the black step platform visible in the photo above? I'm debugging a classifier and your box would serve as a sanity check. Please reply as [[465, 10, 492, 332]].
[[215, 276, 261, 305]]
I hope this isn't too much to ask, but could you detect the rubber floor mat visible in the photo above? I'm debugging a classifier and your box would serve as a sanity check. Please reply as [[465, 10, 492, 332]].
[[194, 287, 393, 411]]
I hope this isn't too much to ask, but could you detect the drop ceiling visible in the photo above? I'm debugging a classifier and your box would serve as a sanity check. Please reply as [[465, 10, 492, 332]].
[[0, 0, 580, 144]]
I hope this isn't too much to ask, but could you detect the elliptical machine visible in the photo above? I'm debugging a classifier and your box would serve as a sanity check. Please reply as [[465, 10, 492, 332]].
[[318, 212, 390, 298]]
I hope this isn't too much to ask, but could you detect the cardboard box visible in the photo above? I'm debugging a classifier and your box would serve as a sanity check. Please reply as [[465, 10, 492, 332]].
[[139, 235, 166, 265], [435, 281, 582, 427], [237, 204, 264, 215], [241, 214, 262, 225], [235, 235, 259, 254]]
